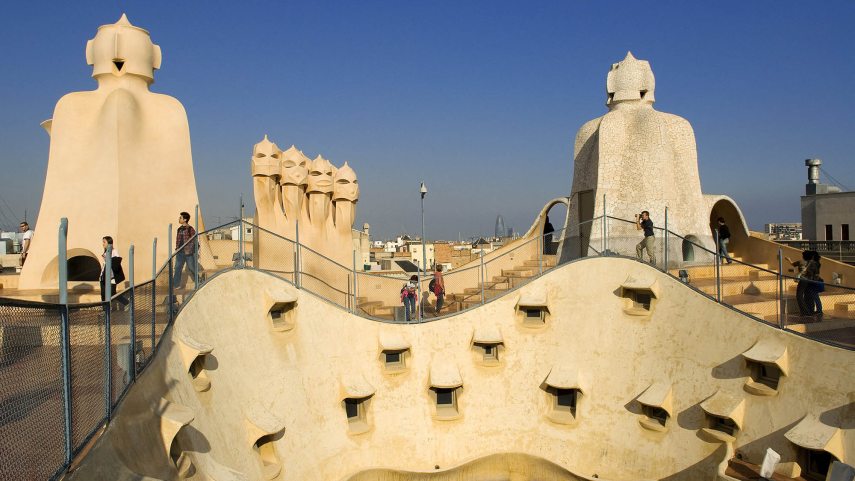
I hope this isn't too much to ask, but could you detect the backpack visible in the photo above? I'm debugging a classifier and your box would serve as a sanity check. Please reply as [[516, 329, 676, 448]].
[[428, 279, 436, 295]]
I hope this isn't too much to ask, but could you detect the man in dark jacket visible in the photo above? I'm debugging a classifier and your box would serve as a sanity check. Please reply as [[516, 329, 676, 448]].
[[717, 217, 732, 264]]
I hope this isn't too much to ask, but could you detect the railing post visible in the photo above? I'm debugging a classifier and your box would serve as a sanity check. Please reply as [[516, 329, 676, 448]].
[[778, 248, 786, 329], [104, 244, 113, 421], [480, 251, 485, 305], [714, 230, 721, 302], [354, 254, 360, 307], [151, 238, 157, 353], [194, 204, 199, 290], [168, 224, 174, 324], [58, 218, 69, 306], [663, 207, 669, 272], [351, 250, 357, 314], [58, 218, 72, 466], [295, 220, 301, 289], [239, 195, 245, 268], [602, 194, 607, 255], [128, 244, 136, 384]]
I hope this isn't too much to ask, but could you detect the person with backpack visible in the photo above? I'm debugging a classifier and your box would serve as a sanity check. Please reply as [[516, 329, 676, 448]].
[[429, 265, 445, 315], [100, 236, 129, 311], [787, 250, 814, 317], [401, 275, 418, 322]]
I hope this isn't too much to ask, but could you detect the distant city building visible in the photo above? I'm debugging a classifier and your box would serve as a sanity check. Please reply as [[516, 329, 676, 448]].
[[351, 223, 371, 269], [801, 159, 854, 241], [765, 223, 802, 240], [228, 217, 254, 242], [409, 243, 435, 270], [495, 215, 505, 238]]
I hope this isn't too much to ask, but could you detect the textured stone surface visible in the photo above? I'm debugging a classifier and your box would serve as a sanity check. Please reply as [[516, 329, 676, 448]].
[[69, 261, 855, 480], [564, 52, 743, 262], [19, 15, 205, 288]]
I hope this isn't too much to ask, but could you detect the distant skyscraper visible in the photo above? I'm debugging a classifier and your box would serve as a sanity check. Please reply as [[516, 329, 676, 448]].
[[495, 215, 505, 238]]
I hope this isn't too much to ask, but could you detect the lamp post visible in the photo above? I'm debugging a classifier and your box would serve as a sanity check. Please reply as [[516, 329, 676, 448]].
[[419, 182, 427, 323]]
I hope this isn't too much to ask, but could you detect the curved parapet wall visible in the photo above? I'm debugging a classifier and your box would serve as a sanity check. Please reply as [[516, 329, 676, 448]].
[[71, 257, 854, 480]]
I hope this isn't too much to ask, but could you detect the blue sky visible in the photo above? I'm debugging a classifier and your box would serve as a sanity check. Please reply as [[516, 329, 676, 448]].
[[0, 1, 853, 240]]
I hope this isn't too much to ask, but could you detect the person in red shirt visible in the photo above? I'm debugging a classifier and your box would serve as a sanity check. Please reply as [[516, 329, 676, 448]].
[[433, 265, 445, 315]]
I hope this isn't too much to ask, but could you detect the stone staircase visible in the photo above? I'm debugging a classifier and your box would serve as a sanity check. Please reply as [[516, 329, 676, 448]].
[[358, 255, 557, 320], [670, 257, 855, 345]]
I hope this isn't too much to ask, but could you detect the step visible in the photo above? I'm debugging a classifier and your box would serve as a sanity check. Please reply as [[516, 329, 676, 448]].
[[834, 301, 855, 313], [671, 263, 774, 280], [501, 268, 535, 278], [687, 277, 780, 297], [490, 275, 530, 288], [523, 258, 557, 268], [449, 293, 482, 304], [784, 318, 855, 334], [357, 300, 383, 310]]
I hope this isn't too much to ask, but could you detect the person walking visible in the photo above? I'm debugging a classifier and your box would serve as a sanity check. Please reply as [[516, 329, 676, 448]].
[[432, 265, 445, 315], [716, 217, 732, 264], [100, 236, 129, 311], [804, 251, 824, 319], [401, 275, 418, 322], [635, 211, 656, 265], [543, 216, 555, 255], [787, 250, 813, 316], [19, 222, 33, 266], [173, 211, 198, 289]]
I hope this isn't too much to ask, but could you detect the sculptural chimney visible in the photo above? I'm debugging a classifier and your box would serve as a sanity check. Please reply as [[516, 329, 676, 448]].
[[19, 15, 205, 288], [562, 52, 713, 262]]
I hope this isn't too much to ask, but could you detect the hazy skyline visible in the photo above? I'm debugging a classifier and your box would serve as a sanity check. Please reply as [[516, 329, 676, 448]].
[[0, 1, 853, 240]]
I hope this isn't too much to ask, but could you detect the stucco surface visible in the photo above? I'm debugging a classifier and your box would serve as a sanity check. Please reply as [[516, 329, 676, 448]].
[[70, 257, 854, 481], [19, 15, 205, 288], [564, 53, 745, 262]]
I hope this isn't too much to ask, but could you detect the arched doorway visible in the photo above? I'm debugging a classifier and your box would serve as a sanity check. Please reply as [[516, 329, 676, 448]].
[[682, 235, 701, 262], [40, 248, 101, 286], [544, 202, 568, 255], [708, 197, 749, 258], [68, 255, 101, 281]]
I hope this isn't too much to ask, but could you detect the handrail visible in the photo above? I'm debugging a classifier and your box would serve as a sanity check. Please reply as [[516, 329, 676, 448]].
[[2, 214, 854, 481]]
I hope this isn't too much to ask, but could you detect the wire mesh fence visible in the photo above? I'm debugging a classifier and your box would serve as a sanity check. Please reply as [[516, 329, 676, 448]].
[[133, 281, 154, 375], [4, 217, 855, 480], [355, 271, 412, 321], [0, 301, 66, 481], [431, 264, 480, 318], [108, 295, 132, 405], [251, 225, 296, 284], [153, 265, 172, 349], [483, 236, 538, 304], [605, 216, 667, 269], [298, 245, 354, 310], [200, 220, 244, 283], [66, 304, 107, 451]]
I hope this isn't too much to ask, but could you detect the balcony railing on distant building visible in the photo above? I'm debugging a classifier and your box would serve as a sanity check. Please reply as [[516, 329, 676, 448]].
[[776, 240, 855, 265]]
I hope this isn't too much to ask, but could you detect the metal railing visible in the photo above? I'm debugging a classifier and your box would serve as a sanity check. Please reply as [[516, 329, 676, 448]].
[[600, 214, 855, 349], [2, 212, 854, 480], [0, 218, 240, 481], [777, 240, 855, 265]]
